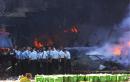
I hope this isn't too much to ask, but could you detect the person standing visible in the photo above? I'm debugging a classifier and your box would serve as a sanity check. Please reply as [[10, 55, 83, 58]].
[[14, 47, 22, 75], [51, 47, 60, 74], [29, 48, 38, 76], [41, 47, 48, 74], [63, 49, 71, 74], [14, 48, 21, 59], [37, 48, 48, 74], [19, 47, 26, 75], [46, 46, 53, 74], [58, 48, 65, 74], [23, 47, 31, 74]]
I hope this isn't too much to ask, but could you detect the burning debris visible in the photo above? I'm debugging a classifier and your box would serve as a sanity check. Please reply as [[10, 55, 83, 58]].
[[86, 4, 130, 69]]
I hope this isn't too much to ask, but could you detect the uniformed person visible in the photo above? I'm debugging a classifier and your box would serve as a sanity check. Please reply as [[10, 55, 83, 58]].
[[58, 48, 65, 74], [29, 48, 38, 76], [24, 47, 31, 74], [63, 49, 71, 74], [46, 46, 53, 74], [37, 48, 47, 74], [14, 48, 21, 59], [36, 49, 41, 74], [42, 48, 48, 74], [19, 47, 26, 75], [18, 47, 31, 75], [14, 48, 22, 75], [51, 47, 60, 74]]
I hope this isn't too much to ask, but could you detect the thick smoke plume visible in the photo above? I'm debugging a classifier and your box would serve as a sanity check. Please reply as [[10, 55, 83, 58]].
[[87, 4, 130, 68]]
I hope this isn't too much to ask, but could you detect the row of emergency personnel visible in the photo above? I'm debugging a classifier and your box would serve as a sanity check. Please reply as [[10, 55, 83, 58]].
[[13, 47, 71, 76], [14, 47, 71, 60]]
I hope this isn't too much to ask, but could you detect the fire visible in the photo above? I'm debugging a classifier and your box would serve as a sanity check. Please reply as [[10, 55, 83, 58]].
[[113, 46, 122, 56], [63, 25, 79, 33], [34, 40, 43, 48], [70, 25, 79, 33]]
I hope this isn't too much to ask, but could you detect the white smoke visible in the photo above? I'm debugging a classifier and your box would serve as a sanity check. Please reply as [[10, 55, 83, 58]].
[[87, 4, 130, 67], [120, 5, 130, 30]]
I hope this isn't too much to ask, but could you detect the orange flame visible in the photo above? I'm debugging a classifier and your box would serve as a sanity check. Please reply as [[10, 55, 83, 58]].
[[70, 25, 79, 33], [113, 46, 122, 56], [34, 40, 43, 48], [71, 28, 75, 32]]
